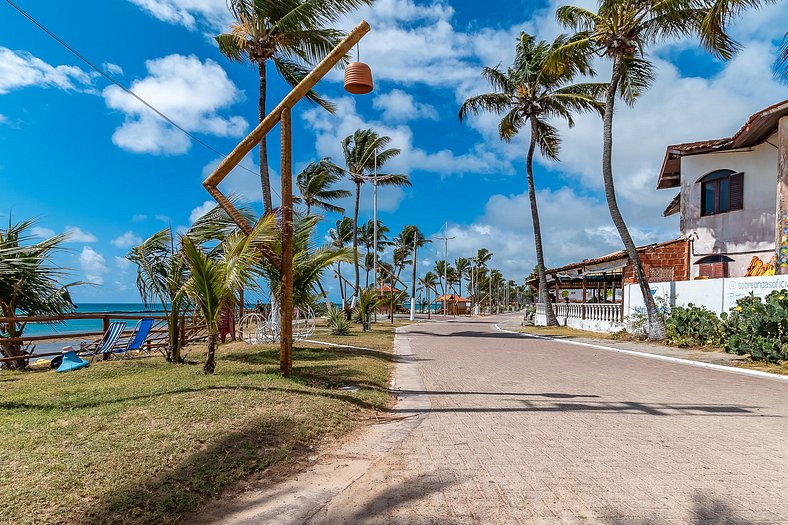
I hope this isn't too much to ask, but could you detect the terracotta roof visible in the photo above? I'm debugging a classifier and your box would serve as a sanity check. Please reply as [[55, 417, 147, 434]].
[[434, 294, 471, 302], [657, 99, 788, 189], [663, 192, 681, 217], [377, 284, 402, 293], [527, 238, 687, 282]]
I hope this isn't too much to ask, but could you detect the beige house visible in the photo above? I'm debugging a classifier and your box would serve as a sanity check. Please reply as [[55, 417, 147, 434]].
[[658, 100, 788, 279]]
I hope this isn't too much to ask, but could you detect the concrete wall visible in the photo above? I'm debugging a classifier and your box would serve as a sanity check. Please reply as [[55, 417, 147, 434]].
[[624, 274, 788, 316], [680, 138, 778, 277]]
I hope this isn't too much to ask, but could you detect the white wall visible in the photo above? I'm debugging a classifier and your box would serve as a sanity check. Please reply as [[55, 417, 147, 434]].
[[680, 138, 778, 277], [624, 274, 788, 316]]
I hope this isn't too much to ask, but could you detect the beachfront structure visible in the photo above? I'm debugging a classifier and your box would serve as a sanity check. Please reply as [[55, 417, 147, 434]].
[[657, 100, 788, 279], [434, 294, 472, 315]]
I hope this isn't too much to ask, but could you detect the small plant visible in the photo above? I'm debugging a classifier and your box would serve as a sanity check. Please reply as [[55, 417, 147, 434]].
[[356, 288, 383, 331], [665, 303, 724, 347], [326, 305, 350, 336], [721, 290, 788, 363], [624, 295, 669, 339]]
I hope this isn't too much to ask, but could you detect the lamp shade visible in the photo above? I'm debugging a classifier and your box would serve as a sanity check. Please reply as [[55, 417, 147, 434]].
[[344, 61, 373, 94]]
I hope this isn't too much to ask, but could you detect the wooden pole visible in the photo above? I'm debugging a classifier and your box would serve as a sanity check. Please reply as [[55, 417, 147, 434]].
[[776, 116, 788, 274], [581, 275, 587, 319], [280, 108, 294, 377]]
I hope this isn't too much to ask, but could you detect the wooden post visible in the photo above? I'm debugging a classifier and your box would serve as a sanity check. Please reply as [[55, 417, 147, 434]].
[[776, 116, 788, 274], [581, 275, 587, 320], [553, 274, 559, 304], [280, 108, 294, 377], [102, 315, 110, 335], [602, 273, 608, 303], [238, 287, 245, 341]]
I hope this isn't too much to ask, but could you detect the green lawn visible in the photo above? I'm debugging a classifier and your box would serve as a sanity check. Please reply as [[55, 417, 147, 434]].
[[0, 323, 398, 525]]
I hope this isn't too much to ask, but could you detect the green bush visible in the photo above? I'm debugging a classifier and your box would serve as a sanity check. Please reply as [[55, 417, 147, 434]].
[[721, 290, 788, 363], [326, 305, 350, 336], [665, 303, 724, 347]]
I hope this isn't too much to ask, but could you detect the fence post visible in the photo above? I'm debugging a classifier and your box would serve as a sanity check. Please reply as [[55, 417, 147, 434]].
[[102, 315, 110, 335]]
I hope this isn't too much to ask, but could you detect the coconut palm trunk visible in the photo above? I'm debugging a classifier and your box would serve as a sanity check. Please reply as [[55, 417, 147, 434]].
[[352, 180, 362, 299], [527, 119, 559, 326], [258, 64, 273, 212], [604, 56, 664, 339], [204, 333, 218, 374]]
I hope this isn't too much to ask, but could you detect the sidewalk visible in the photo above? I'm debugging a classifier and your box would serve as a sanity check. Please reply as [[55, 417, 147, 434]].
[[495, 315, 766, 369]]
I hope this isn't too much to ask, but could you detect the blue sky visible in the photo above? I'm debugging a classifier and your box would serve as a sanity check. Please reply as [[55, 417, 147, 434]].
[[1, 0, 786, 303]]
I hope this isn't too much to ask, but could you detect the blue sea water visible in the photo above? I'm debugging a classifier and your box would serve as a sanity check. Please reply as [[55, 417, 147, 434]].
[[22, 303, 166, 336]]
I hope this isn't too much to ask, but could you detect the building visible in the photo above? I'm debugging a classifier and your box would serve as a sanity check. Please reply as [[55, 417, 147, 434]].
[[657, 100, 788, 279], [433, 294, 472, 315]]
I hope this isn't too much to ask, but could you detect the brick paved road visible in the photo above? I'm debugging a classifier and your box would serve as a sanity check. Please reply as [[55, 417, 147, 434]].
[[308, 315, 788, 525]]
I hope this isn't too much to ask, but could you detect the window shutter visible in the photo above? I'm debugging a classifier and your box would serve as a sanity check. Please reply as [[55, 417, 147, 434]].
[[729, 172, 744, 210]]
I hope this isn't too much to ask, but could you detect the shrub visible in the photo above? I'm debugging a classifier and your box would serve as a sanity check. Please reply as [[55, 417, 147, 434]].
[[721, 290, 788, 363], [326, 305, 350, 336], [665, 303, 724, 347]]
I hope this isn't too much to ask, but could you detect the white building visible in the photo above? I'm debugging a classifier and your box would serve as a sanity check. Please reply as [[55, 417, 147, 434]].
[[657, 100, 788, 279]]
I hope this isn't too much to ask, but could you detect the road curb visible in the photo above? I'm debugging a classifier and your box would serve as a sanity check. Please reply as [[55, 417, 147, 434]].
[[494, 323, 788, 384]]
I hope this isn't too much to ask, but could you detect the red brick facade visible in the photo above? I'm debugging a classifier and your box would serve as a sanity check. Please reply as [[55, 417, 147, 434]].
[[622, 239, 690, 284]]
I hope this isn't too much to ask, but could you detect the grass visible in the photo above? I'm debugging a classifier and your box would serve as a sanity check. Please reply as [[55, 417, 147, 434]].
[[0, 322, 399, 525]]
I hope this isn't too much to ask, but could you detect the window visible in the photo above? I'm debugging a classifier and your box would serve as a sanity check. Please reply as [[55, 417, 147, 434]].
[[699, 169, 743, 216], [696, 255, 733, 279]]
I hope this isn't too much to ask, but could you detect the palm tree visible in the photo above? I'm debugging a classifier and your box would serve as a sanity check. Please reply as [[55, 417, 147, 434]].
[[341, 129, 409, 299], [555, 1, 732, 339], [216, 0, 372, 211], [422, 271, 438, 319], [455, 257, 471, 296], [359, 219, 390, 286], [328, 217, 353, 304], [181, 217, 276, 374], [400, 225, 429, 309], [460, 32, 604, 327], [296, 158, 351, 215], [258, 215, 352, 310], [0, 219, 79, 369], [473, 248, 493, 308], [434, 260, 448, 296]]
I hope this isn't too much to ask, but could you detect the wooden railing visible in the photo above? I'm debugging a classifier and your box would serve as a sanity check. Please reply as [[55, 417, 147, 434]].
[[0, 312, 209, 364]]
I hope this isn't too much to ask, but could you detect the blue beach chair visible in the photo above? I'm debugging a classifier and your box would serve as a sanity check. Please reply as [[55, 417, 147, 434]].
[[51, 321, 127, 369], [113, 318, 154, 357]]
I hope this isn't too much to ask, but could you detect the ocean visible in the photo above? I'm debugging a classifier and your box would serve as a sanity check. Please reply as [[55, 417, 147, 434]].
[[22, 303, 166, 337]]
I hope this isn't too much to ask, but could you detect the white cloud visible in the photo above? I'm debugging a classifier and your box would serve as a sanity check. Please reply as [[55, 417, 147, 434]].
[[103, 54, 248, 154], [132, 214, 148, 222], [155, 214, 172, 223], [65, 226, 98, 243], [0, 114, 7, 125], [189, 200, 216, 224], [127, 0, 232, 31], [111, 231, 143, 248], [115, 256, 132, 272], [79, 247, 108, 285], [373, 89, 438, 122], [31, 226, 55, 238], [0, 47, 92, 95], [103, 62, 124, 76]]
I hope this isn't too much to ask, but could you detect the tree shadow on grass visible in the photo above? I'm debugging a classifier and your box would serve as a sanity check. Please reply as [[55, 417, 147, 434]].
[[74, 416, 303, 525]]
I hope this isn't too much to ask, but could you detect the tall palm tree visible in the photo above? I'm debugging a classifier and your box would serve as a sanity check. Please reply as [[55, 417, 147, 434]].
[[181, 217, 276, 374], [460, 32, 605, 327], [434, 260, 449, 296], [473, 248, 493, 308], [400, 225, 429, 307], [0, 219, 78, 369], [359, 219, 390, 286], [455, 257, 471, 296], [328, 217, 353, 305], [216, 0, 373, 211], [296, 158, 351, 215], [422, 271, 438, 319], [341, 129, 409, 299], [555, 1, 732, 339]]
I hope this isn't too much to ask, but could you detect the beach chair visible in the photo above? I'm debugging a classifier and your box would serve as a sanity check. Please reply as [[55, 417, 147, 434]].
[[52, 321, 127, 368], [113, 318, 154, 358]]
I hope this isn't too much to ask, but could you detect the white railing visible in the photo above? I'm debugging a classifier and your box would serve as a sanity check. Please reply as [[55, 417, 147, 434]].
[[538, 303, 622, 322]]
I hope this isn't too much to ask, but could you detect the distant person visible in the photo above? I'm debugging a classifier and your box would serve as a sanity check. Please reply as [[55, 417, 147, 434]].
[[217, 306, 236, 343], [254, 299, 264, 314]]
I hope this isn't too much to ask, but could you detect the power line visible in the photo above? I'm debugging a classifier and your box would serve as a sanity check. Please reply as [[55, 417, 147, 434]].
[[3, 0, 278, 198]]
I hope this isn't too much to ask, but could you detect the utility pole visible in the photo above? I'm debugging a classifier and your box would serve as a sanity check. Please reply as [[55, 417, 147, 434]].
[[436, 223, 454, 316], [410, 231, 417, 321]]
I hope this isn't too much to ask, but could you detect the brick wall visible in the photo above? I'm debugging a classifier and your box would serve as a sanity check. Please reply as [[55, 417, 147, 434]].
[[622, 239, 690, 284]]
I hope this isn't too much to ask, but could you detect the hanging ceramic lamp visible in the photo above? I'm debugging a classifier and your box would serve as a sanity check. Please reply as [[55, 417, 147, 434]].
[[344, 61, 374, 95]]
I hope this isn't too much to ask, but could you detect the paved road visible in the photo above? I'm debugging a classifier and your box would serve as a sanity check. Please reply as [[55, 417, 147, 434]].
[[308, 315, 788, 525]]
